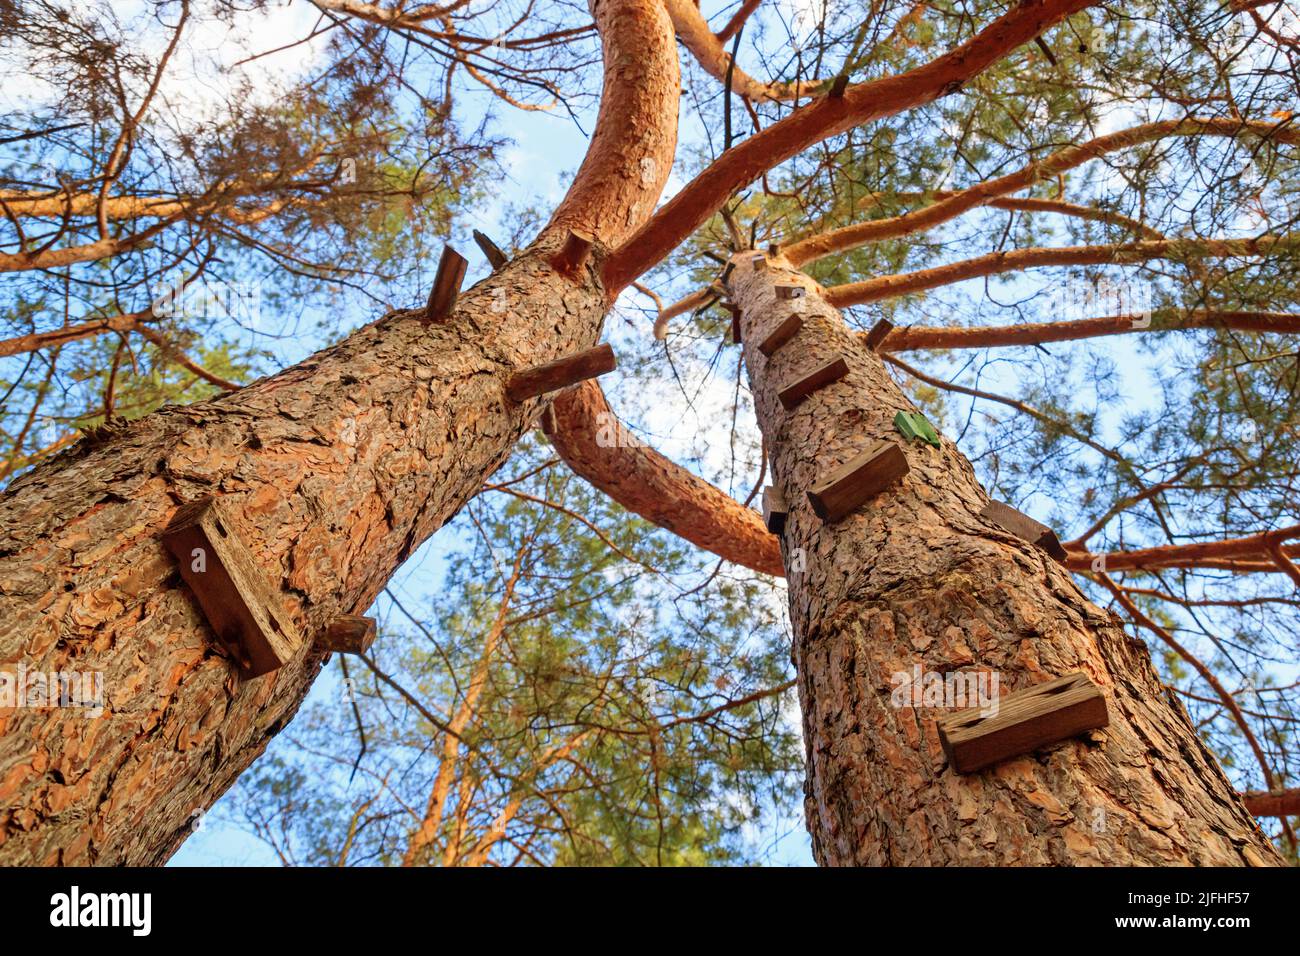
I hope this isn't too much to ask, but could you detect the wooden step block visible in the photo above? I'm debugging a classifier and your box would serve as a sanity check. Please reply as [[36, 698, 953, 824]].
[[748, 252, 767, 272], [980, 500, 1068, 563], [778, 356, 848, 410], [719, 301, 742, 344], [759, 314, 803, 357], [506, 343, 616, 403], [938, 672, 1108, 773], [864, 317, 894, 352], [762, 486, 788, 534], [424, 244, 467, 323], [807, 440, 909, 522], [162, 496, 304, 678], [472, 229, 508, 270], [775, 285, 806, 301], [318, 615, 377, 655]]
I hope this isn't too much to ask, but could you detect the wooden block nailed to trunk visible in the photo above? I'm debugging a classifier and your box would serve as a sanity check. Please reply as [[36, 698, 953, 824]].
[[807, 439, 909, 522], [161, 496, 304, 678], [777, 355, 849, 410], [979, 499, 1068, 563], [424, 244, 467, 323], [472, 229, 508, 270], [762, 486, 788, 534], [318, 615, 377, 655], [864, 317, 894, 352], [506, 343, 616, 403], [937, 672, 1108, 774], [748, 252, 767, 272], [718, 300, 742, 344], [758, 313, 803, 357]]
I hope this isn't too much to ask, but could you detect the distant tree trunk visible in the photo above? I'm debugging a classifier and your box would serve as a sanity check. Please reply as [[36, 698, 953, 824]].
[[730, 253, 1282, 865], [0, 0, 678, 865]]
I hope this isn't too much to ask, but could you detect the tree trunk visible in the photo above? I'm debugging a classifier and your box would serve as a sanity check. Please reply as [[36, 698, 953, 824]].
[[0, 0, 679, 865], [730, 254, 1282, 865], [0, 251, 596, 864]]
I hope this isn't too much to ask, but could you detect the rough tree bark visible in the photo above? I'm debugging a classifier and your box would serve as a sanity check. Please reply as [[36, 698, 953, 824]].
[[727, 253, 1282, 865], [0, 0, 678, 865]]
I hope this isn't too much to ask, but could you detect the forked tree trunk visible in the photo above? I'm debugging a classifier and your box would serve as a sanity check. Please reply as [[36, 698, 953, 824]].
[[730, 253, 1281, 865], [0, 0, 679, 865]]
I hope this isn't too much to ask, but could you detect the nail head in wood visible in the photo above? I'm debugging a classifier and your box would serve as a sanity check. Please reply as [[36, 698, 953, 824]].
[[472, 229, 508, 270], [762, 486, 788, 535], [807, 439, 909, 522], [319, 615, 377, 655], [864, 317, 894, 352], [759, 313, 803, 358], [506, 343, 616, 403], [778, 355, 849, 410], [161, 496, 304, 678], [979, 499, 1068, 564], [938, 672, 1108, 774], [425, 244, 468, 324], [550, 229, 594, 277], [775, 284, 807, 301]]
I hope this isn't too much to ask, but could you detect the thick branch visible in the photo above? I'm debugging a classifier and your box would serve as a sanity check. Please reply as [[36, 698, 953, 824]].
[[825, 236, 1289, 307], [603, 0, 1098, 293], [665, 0, 818, 101], [876, 310, 1300, 351], [785, 118, 1299, 266], [547, 380, 783, 576]]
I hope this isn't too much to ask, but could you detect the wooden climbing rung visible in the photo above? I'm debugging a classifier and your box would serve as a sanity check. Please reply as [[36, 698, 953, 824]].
[[720, 301, 742, 344], [778, 356, 848, 410], [980, 500, 1068, 564], [161, 496, 304, 678], [473, 229, 508, 270], [938, 672, 1108, 774], [318, 615, 377, 655], [759, 314, 803, 357], [864, 317, 894, 352], [748, 252, 767, 272], [775, 285, 806, 301], [506, 343, 616, 403], [762, 486, 788, 534], [425, 244, 467, 323], [807, 440, 909, 522]]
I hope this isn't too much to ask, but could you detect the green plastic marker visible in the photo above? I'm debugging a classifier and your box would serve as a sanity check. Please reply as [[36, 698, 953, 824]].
[[894, 410, 941, 448]]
